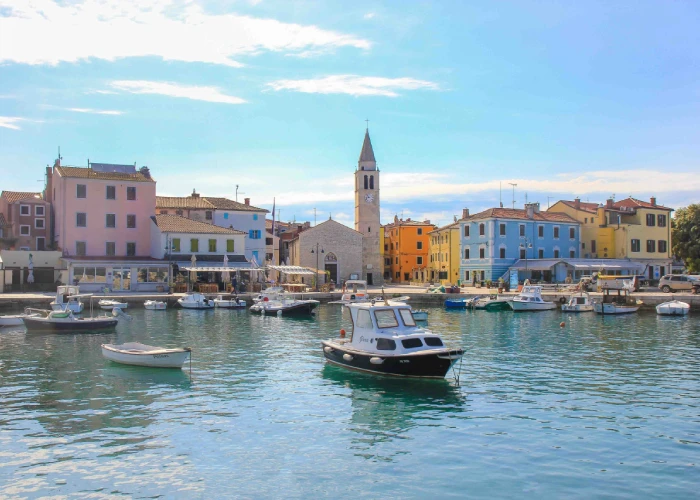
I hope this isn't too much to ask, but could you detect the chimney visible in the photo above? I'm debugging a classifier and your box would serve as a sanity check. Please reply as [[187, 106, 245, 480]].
[[191, 189, 200, 198], [606, 198, 613, 209], [574, 197, 580, 210], [650, 197, 656, 206], [525, 203, 535, 219], [244, 198, 250, 206], [139, 166, 151, 179], [462, 208, 469, 219], [532, 202, 540, 214]]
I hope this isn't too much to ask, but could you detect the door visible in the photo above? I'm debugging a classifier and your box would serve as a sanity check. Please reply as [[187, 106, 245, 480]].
[[113, 268, 131, 291], [324, 263, 337, 284], [367, 273, 373, 285]]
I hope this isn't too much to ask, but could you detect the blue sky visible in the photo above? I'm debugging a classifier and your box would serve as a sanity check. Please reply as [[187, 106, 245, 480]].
[[1, 0, 699, 229]]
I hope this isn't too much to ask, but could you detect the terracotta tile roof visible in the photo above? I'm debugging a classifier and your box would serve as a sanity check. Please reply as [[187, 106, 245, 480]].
[[204, 197, 268, 213], [556, 199, 599, 214], [0, 213, 8, 226], [428, 222, 460, 234], [384, 218, 437, 229], [56, 166, 156, 183], [1, 191, 44, 204], [151, 214, 245, 234], [463, 207, 580, 224], [613, 197, 673, 211], [156, 196, 214, 209]]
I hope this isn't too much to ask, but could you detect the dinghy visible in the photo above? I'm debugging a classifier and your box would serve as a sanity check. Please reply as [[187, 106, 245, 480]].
[[213, 294, 246, 309], [656, 300, 690, 316], [144, 300, 167, 310], [101, 342, 191, 368], [98, 299, 128, 310]]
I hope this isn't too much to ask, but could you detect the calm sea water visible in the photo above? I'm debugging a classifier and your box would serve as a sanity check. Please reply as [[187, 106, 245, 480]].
[[0, 306, 698, 499]]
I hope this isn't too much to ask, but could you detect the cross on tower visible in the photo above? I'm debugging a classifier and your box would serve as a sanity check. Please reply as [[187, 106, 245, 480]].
[[365, 118, 369, 130]]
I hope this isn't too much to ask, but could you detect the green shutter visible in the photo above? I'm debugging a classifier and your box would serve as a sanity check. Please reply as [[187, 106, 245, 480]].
[[209, 239, 216, 252], [227, 239, 234, 252], [191, 238, 199, 252]]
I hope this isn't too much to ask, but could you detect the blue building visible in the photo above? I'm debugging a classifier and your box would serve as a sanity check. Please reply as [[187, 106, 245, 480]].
[[459, 203, 581, 284]]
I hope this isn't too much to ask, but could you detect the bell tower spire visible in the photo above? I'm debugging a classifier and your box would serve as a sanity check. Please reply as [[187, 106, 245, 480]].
[[358, 128, 376, 171], [354, 125, 382, 286]]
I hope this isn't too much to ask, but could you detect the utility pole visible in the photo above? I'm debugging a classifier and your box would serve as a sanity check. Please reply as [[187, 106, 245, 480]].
[[313, 208, 317, 226], [508, 183, 517, 209]]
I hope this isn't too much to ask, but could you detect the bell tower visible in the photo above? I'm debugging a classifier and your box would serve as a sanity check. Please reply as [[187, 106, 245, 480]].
[[354, 127, 382, 285]]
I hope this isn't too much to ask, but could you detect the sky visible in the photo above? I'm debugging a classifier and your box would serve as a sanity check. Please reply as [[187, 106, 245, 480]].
[[1, 0, 699, 230]]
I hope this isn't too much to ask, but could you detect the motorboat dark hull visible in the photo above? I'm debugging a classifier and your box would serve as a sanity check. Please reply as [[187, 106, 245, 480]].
[[444, 299, 468, 309], [23, 317, 118, 332], [251, 301, 318, 316], [322, 341, 463, 378]]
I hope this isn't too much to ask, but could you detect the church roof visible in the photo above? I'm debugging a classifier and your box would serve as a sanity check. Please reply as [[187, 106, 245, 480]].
[[359, 130, 376, 163]]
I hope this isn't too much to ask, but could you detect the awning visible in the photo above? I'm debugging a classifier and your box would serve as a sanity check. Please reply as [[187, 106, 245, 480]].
[[182, 266, 263, 272], [266, 265, 319, 276], [510, 259, 564, 271], [565, 259, 646, 271]]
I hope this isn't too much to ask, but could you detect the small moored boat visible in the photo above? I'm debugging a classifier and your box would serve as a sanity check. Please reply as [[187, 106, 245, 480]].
[[412, 309, 429, 321], [329, 280, 370, 304], [101, 342, 191, 368], [177, 292, 214, 309], [213, 294, 246, 309], [22, 308, 119, 331], [594, 288, 642, 315], [0, 312, 39, 327], [445, 298, 469, 309], [144, 300, 167, 310], [98, 299, 128, 311], [561, 292, 594, 312], [470, 294, 511, 311], [656, 300, 690, 316], [249, 294, 319, 316], [509, 286, 557, 312]]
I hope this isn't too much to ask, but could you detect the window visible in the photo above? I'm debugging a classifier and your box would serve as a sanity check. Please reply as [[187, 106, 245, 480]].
[[106, 242, 116, 256], [631, 239, 640, 252], [20, 225, 30, 235], [385, 257, 391, 266], [76, 212, 87, 227], [569, 250, 575, 258], [538, 225, 544, 238], [35, 206, 45, 216], [658, 240, 667, 253], [227, 239, 235, 252], [106, 214, 116, 228], [569, 227, 575, 239], [554, 249, 560, 258], [646, 213, 656, 226], [369, 175, 374, 189], [76, 184, 86, 198], [479, 247, 485, 259], [520, 247, 526, 259], [205, 211, 213, 220], [519, 224, 525, 237], [248, 230, 262, 239], [499, 223, 506, 236], [464, 248, 470, 259], [159, 210, 168, 214], [538, 248, 544, 259], [376, 338, 396, 351], [208, 239, 217, 252], [499, 247, 506, 259], [368, 227, 371, 233], [584, 218, 588, 224], [479, 223, 485, 236], [395, 257, 399, 264], [417, 241, 423, 250], [553, 226, 560, 239], [464, 225, 470, 237], [402, 338, 423, 349], [172, 238, 180, 252], [76, 241, 86, 256], [127, 187, 136, 200], [591, 240, 597, 253], [374, 309, 399, 328], [37, 237, 45, 251], [176, 210, 183, 216], [363, 175, 368, 189], [190, 239, 199, 252], [20, 205, 30, 216], [106, 186, 116, 200], [136, 268, 167, 283], [646, 240, 656, 253], [384, 244, 388, 251], [395, 272, 400, 279], [399, 309, 415, 326], [591, 217, 595, 224], [417, 256, 423, 265], [356, 309, 373, 329], [417, 228, 423, 235], [223, 212, 229, 219], [35, 218, 45, 229], [126, 242, 136, 256], [658, 214, 667, 227], [126, 214, 136, 229]]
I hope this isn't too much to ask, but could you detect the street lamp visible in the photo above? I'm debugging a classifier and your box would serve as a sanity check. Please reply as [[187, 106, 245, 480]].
[[165, 236, 179, 291], [519, 238, 533, 279], [310, 243, 324, 291]]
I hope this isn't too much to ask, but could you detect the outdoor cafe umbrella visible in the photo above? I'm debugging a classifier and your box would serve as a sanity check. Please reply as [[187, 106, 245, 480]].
[[222, 254, 230, 284], [27, 253, 35, 284], [190, 254, 197, 281]]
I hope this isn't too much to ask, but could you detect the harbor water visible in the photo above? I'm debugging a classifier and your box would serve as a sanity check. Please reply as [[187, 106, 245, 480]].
[[0, 306, 698, 498]]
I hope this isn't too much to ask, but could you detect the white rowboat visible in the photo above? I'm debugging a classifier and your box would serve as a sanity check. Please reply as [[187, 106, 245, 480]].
[[656, 300, 690, 316], [98, 299, 128, 310], [144, 300, 167, 310], [101, 342, 192, 368]]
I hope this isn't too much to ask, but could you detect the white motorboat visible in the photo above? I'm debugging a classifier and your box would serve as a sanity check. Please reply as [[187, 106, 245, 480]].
[[321, 299, 463, 378], [470, 294, 511, 311], [509, 286, 557, 312], [213, 294, 246, 309], [561, 292, 594, 312], [144, 300, 167, 310], [249, 295, 319, 316], [594, 288, 642, 315], [50, 285, 84, 313], [656, 300, 690, 316], [177, 292, 214, 309], [0, 312, 40, 326], [101, 342, 191, 368], [253, 287, 287, 303], [98, 299, 128, 311], [329, 280, 370, 304]]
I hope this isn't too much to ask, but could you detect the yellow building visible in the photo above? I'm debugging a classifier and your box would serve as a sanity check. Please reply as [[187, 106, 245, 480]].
[[427, 222, 460, 285], [549, 197, 673, 279]]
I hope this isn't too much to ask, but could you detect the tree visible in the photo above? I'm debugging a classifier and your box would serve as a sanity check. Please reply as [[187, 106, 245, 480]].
[[672, 204, 700, 273]]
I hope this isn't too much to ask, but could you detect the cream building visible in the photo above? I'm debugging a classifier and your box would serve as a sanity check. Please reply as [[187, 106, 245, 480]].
[[428, 222, 461, 285]]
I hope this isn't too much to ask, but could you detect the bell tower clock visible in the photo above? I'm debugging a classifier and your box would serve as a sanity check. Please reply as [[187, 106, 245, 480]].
[[354, 127, 382, 285]]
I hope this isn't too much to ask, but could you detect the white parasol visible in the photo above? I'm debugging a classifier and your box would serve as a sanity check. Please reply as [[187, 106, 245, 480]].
[[222, 254, 230, 283], [190, 254, 198, 281], [27, 253, 35, 284]]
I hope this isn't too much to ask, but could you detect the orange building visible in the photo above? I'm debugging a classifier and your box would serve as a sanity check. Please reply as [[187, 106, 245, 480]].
[[383, 216, 436, 283]]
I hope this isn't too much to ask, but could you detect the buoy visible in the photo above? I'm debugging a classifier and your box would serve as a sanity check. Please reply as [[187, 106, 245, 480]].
[[560, 321, 566, 328], [263, 296, 269, 302], [340, 329, 346, 337]]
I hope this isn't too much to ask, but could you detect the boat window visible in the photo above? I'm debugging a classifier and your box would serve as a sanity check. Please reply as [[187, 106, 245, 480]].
[[424, 337, 443, 347], [399, 309, 416, 326], [356, 309, 373, 329], [402, 338, 423, 349], [374, 309, 399, 328], [376, 338, 396, 350]]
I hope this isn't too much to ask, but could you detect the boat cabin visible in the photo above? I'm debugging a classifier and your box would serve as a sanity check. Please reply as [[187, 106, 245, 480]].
[[346, 302, 445, 355], [600, 288, 635, 305], [514, 286, 546, 302], [340, 280, 369, 302]]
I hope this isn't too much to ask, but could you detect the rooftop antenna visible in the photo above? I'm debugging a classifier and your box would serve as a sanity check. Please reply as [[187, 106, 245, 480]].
[[547, 196, 552, 209], [500, 182, 503, 208], [508, 183, 517, 209], [313, 208, 317, 226], [235, 185, 245, 202]]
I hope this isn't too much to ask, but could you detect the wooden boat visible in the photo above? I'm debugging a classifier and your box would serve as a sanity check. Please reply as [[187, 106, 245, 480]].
[[509, 286, 557, 311], [50, 285, 84, 313], [177, 292, 214, 309], [249, 294, 319, 316], [594, 289, 641, 315], [213, 294, 246, 309], [561, 292, 594, 312], [22, 308, 118, 331], [656, 300, 690, 316], [101, 342, 191, 368], [322, 299, 463, 378], [144, 300, 167, 310], [98, 299, 128, 310]]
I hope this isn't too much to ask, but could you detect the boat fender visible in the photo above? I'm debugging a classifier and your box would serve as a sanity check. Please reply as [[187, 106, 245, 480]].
[[559, 297, 566, 304], [264, 296, 269, 302], [343, 353, 353, 362], [340, 329, 346, 337], [370, 357, 384, 365], [560, 321, 566, 328], [324, 346, 333, 354]]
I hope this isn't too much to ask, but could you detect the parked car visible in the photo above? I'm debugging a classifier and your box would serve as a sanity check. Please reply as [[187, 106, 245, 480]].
[[658, 274, 698, 293]]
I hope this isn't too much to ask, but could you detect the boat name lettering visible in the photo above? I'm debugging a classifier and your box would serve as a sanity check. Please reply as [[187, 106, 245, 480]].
[[152, 354, 170, 359], [358, 336, 373, 344]]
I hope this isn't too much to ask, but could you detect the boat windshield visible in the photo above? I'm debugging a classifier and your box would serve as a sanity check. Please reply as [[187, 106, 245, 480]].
[[398, 308, 416, 327], [374, 309, 399, 329]]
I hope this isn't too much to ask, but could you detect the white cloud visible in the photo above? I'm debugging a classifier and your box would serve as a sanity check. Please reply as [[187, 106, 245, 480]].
[[66, 107, 124, 115], [109, 80, 247, 104], [364, 12, 376, 20], [0, 116, 43, 130], [267, 75, 440, 97], [0, 0, 371, 67]]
